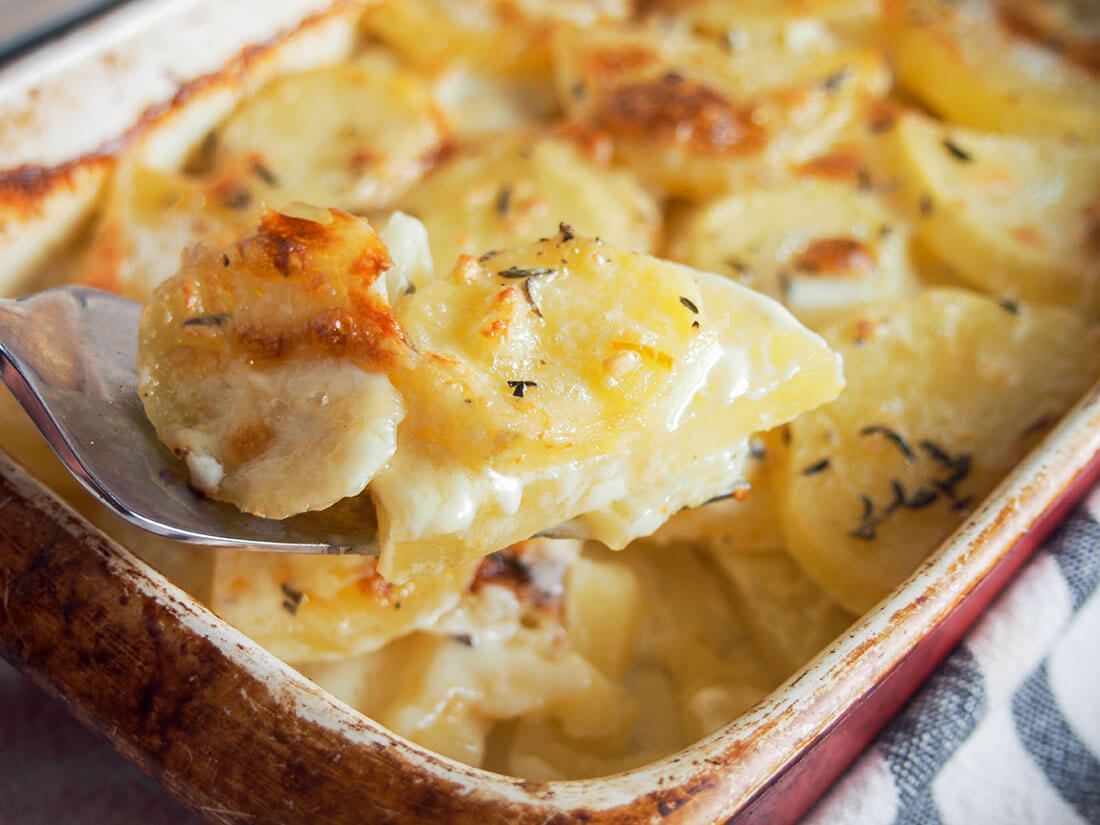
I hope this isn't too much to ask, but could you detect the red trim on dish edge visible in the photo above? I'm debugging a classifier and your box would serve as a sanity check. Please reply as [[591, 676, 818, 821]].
[[731, 449, 1100, 825]]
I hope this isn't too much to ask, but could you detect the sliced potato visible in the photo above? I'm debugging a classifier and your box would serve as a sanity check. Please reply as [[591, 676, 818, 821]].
[[430, 68, 561, 138], [652, 0, 883, 47], [303, 539, 634, 767], [361, 0, 631, 75], [708, 548, 855, 673], [887, 113, 1100, 315], [140, 209, 841, 580], [612, 541, 781, 740], [78, 160, 280, 301], [368, 630, 630, 766], [563, 554, 642, 680], [553, 24, 890, 197], [778, 288, 1100, 613], [666, 179, 919, 328], [212, 55, 447, 211], [138, 207, 409, 518], [392, 132, 659, 274], [374, 227, 843, 580], [499, 541, 778, 780], [502, 716, 668, 781], [211, 551, 476, 663], [648, 441, 784, 552], [885, 0, 1100, 139]]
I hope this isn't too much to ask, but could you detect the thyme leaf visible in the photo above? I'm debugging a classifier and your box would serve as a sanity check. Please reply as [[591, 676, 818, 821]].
[[496, 185, 512, 217], [802, 458, 830, 476], [280, 583, 304, 615], [861, 425, 915, 460], [183, 313, 230, 328], [498, 266, 555, 279]]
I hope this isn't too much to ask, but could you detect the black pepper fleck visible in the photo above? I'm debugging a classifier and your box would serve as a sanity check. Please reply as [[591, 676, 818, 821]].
[[183, 313, 230, 328], [280, 583, 303, 615], [802, 458, 830, 475], [507, 380, 538, 398], [942, 139, 973, 162], [499, 266, 555, 279]]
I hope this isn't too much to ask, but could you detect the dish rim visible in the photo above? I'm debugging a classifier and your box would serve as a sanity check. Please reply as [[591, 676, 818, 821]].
[[1, 2, 1098, 822]]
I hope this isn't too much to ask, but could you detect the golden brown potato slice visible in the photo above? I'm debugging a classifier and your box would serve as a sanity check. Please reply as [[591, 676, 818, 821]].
[[552, 24, 890, 197], [777, 288, 1100, 614], [211, 55, 448, 211], [392, 133, 659, 273], [138, 207, 409, 518], [886, 112, 1100, 315], [885, 0, 1100, 139], [666, 179, 920, 328]]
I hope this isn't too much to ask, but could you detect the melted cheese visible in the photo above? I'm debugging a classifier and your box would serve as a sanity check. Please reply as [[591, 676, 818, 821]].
[[374, 228, 843, 579], [139, 208, 843, 579]]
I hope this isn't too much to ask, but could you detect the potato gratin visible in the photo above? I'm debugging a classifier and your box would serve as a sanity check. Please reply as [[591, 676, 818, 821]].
[[137, 207, 841, 580], [2, 0, 1099, 779]]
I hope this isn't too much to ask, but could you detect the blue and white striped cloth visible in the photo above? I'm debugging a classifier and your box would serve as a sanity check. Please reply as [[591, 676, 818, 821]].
[[807, 486, 1100, 825]]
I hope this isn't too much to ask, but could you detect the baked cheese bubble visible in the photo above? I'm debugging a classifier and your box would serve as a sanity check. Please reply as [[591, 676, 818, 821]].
[[138, 207, 844, 580]]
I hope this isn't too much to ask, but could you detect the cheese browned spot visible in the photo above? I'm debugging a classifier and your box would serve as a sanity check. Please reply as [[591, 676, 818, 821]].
[[138, 207, 409, 518], [228, 210, 406, 368], [593, 73, 766, 156], [666, 180, 919, 329], [553, 24, 891, 197], [794, 237, 877, 277]]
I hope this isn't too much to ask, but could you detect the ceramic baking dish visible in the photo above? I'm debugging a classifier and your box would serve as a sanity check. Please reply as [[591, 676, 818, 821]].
[[2, 2, 1099, 822]]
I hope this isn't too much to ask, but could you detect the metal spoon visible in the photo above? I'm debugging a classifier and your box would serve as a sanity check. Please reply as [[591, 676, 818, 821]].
[[0, 286, 377, 554]]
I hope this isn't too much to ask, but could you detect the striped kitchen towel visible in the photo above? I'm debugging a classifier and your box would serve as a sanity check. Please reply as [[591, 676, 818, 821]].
[[805, 485, 1100, 825]]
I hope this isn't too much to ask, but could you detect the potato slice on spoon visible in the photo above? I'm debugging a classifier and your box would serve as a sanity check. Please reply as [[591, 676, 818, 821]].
[[139, 207, 844, 579]]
